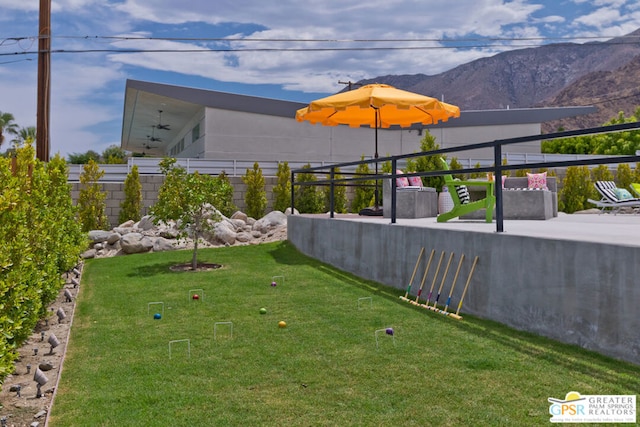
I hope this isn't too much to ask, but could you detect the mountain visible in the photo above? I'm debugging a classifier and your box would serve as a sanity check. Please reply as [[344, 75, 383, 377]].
[[539, 54, 640, 132], [357, 29, 640, 130]]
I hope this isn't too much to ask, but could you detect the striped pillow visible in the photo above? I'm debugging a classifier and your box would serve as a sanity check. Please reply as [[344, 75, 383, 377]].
[[455, 185, 470, 204]]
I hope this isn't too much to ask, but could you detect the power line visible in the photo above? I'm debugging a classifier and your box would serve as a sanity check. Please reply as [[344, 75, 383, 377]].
[[2, 38, 639, 57]]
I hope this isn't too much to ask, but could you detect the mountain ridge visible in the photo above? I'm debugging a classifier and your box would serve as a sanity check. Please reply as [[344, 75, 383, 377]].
[[356, 29, 640, 130]]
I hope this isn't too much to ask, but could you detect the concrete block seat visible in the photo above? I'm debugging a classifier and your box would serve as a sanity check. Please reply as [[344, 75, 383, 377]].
[[382, 179, 438, 219], [465, 176, 558, 220]]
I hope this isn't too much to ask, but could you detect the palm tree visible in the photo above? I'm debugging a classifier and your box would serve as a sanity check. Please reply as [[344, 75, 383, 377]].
[[14, 126, 37, 146], [0, 112, 19, 149]]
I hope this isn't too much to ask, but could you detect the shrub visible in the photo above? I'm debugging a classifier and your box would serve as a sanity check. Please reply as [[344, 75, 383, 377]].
[[560, 166, 595, 213], [294, 164, 324, 213], [242, 162, 267, 218], [119, 164, 142, 224], [616, 163, 633, 190], [323, 167, 347, 213], [351, 156, 375, 212], [0, 145, 84, 382], [215, 171, 237, 217], [408, 132, 446, 191], [273, 162, 292, 212], [591, 164, 614, 182], [77, 159, 109, 231]]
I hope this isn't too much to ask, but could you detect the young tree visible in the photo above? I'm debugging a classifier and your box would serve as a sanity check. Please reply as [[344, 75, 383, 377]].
[[119, 164, 143, 224], [294, 164, 323, 213], [616, 163, 634, 190], [409, 132, 446, 191], [77, 159, 110, 231], [215, 171, 237, 217], [351, 156, 375, 212], [559, 166, 595, 213], [242, 162, 267, 218], [273, 161, 292, 212], [150, 158, 228, 270], [68, 150, 100, 164], [591, 164, 614, 182], [323, 167, 347, 213], [102, 145, 128, 164]]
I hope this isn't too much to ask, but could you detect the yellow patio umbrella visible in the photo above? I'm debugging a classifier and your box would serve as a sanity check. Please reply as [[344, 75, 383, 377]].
[[296, 83, 460, 214]]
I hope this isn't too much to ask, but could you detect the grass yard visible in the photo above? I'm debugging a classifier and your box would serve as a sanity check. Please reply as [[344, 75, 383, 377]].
[[49, 242, 639, 426]]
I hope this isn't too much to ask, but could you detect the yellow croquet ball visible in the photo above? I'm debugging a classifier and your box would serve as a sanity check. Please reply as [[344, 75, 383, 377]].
[[278, 321, 287, 328]]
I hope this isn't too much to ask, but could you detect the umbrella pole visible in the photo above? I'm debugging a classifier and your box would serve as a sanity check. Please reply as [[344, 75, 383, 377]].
[[374, 108, 379, 210]]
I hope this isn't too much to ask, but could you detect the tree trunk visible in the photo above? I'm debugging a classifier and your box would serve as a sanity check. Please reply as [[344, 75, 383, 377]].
[[191, 217, 199, 270]]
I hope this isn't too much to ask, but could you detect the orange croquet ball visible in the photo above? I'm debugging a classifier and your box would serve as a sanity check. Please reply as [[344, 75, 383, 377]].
[[278, 321, 287, 328]]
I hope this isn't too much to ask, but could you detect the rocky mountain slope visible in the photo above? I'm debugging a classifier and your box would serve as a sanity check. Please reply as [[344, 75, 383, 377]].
[[358, 29, 640, 130]]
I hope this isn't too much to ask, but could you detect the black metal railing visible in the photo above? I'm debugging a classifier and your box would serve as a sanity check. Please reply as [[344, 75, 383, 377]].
[[291, 121, 640, 232]]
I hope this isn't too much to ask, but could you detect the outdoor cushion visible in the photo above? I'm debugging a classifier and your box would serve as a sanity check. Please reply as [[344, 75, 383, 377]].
[[614, 188, 633, 200], [527, 172, 548, 190], [396, 169, 410, 187], [455, 185, 470, 204], [407, 174, 423, 187]]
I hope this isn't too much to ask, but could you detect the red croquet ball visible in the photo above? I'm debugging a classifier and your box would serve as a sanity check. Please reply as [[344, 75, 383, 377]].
[[192, 294, 199, 300]]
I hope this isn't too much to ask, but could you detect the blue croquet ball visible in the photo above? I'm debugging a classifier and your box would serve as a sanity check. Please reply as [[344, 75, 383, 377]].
[[260, 307, 267, 314], [385, 328, 394, 336], [153, 313, 161, 320], [271, 281, 277, 287]]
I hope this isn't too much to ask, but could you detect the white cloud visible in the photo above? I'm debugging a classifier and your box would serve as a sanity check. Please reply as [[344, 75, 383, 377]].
[[2, 0, 640, 156]]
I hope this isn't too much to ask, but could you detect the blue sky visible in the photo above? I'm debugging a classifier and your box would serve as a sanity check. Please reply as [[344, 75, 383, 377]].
[[1, 0, 640, 157]]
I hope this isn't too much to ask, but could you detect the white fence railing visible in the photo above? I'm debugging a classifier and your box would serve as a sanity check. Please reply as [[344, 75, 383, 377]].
[[66, 153, 619, 182]]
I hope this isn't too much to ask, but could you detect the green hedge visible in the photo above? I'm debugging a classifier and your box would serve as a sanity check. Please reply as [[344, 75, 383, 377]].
[[0, 145, 86, 382]]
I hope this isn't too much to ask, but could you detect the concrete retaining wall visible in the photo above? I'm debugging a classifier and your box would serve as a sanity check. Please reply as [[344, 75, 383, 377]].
[[288, 215, 640, 365]]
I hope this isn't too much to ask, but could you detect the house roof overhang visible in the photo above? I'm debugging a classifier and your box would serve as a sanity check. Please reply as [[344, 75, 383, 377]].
[[121, 79, 597, 155]]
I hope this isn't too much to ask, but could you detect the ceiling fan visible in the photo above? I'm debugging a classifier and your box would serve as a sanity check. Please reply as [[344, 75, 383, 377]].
[[155, 109, 171, 130]]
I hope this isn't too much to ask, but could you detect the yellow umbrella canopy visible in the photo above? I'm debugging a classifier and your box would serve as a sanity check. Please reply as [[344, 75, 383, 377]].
[[295, 83, 460, 128]]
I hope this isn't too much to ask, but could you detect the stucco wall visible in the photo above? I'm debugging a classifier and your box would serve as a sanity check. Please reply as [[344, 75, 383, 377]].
[[287, 215, 640, 365]]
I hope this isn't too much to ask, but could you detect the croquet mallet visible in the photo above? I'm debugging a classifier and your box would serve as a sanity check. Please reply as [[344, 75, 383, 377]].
[[420, 251, 445, 309], [440, 254, 465, 315], [449, 256, 479, 320], [428, 252, 454, 312], [399, 247, 425, 303], [411, 249, 435, 305]]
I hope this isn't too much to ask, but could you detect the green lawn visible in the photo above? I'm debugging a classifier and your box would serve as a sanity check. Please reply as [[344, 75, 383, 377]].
[[49, 242, 639, 426]]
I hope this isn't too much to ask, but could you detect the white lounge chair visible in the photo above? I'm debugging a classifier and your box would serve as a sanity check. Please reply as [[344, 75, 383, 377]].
[[587, 181, 640, 214]]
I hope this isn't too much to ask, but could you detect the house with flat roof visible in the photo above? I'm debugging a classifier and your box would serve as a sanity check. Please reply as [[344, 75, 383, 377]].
[[122, 79, 596, 161]]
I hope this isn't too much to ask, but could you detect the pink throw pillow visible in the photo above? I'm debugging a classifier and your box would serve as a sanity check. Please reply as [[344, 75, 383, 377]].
[[527, 172, 548, 190], [396, 169, 410, 187], [408, 175, 423, 187]]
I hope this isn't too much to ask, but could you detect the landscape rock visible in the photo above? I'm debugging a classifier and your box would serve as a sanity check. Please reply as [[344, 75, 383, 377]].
[[253, 210, 287, 234], [231, 211, 248, 222], [120, 233, 154, 254], [88, 230, 111, 244], [153, 237, 176, 252], [137, 215, 155, 231], [81, 210, 287, 259], [106, 233, 121, 245], [81, 249, 96, 259], [236, 232, 252, 243], [38, 362, 54, 371]]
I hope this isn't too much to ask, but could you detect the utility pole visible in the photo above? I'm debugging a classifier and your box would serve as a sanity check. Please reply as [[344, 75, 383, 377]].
[[338, 80, 363, 91], [36, 0, 51, 162]]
